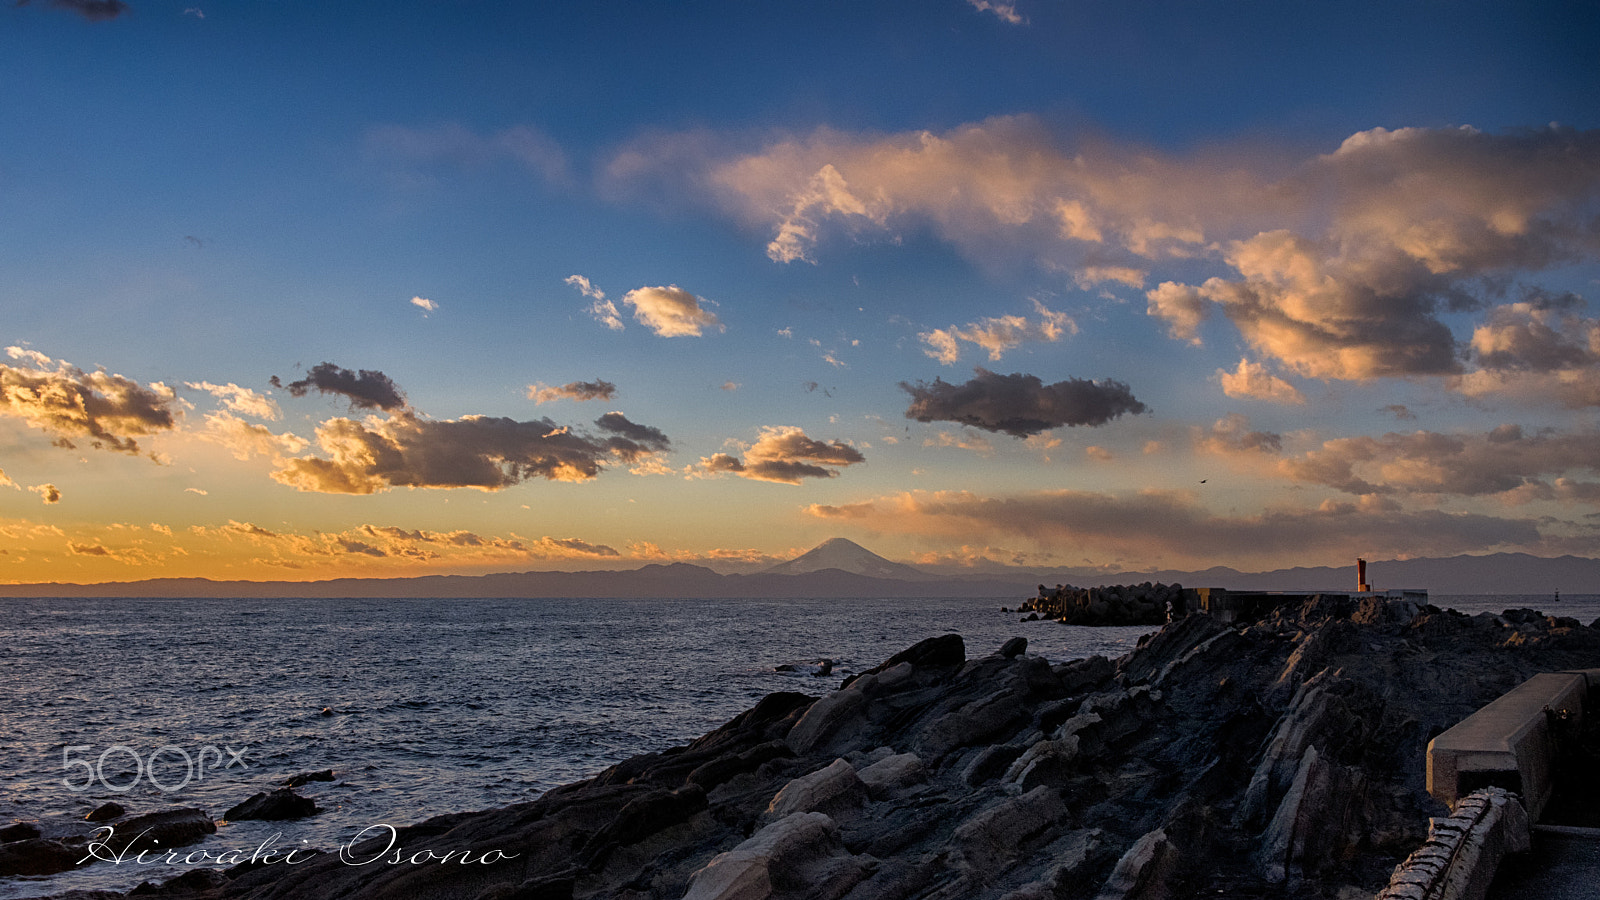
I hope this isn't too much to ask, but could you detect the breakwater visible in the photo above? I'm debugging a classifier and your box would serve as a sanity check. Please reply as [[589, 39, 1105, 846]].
[[1016, 582, 1186, 625]]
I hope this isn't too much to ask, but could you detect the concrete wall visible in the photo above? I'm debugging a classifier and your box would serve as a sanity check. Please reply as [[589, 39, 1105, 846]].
[[1426, 671, 1589, 820]]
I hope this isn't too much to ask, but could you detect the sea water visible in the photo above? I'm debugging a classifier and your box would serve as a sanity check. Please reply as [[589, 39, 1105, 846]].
[[0, 593, 1587, 898]]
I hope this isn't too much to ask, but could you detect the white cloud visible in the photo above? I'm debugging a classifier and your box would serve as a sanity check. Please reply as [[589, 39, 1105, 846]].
[[186, 381, 281, 420], [621, 285, 725, 337], [1217, 359, 1305, 404], [965, 0, 1026, 25], [919, 299, 1076, 364], [411, 296, 438, 313]]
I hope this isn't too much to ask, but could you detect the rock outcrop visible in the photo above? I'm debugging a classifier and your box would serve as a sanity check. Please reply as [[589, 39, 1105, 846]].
[[225, 788, 319, 822], [78, 598, 1600, 900]]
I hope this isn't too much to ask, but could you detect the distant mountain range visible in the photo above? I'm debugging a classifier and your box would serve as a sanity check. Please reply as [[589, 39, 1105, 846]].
[[0, 541, 1595, 599]]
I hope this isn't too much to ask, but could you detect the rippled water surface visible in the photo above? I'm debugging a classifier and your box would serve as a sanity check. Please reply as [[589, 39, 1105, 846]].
[[0, 595, 1155, 897]]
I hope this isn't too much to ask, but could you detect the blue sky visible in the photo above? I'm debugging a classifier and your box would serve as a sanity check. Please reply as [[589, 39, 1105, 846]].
[[2, 0, 1598, 581]]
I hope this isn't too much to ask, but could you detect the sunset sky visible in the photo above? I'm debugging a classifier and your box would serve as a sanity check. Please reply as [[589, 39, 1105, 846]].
[[3, 1, 1599, 582]]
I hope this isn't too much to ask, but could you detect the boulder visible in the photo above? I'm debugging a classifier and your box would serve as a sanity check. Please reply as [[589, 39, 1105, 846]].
[[0, 822, 41, 842], [948, 785, 1068, 874], [681, 812, 871, 900], [857, 752, 924, 798], [283, 769, 336, 788], [92, 808, 215, 855], [86, 801, 126, 822], [786, 690, 869, 756], [0, 836, 82, 877], [225, 787, 318, 821], [766, 759, 868, 819]]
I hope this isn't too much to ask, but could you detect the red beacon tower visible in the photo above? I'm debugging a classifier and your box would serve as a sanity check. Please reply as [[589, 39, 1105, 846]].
[[1357, 558, 1371, 593]]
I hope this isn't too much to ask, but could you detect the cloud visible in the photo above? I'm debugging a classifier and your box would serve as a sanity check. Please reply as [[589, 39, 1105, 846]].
[[1156, 126, 1600, 380], [901, 368, 1147, 437], [965, 0, 1025, 25], [271, 362, 407, 412], [364, 123, 568, 186], [528, 379, 618, 404], [594, 411, 673, 461], [621, 285, 724, 337], [1274, 424, 1600, 501], [920, 299, 1075, 364], [197, 520, 620, 566], [698, 426, 865, 485], [0, 468, 12, 488], [19, 0, 129, 22], [272, 410, 671, 494], [0, 347, 178, 455], [185, 381, 280, 419], [633, 119, 1600, 387], [411, 296, 438, 313], [923, 430, 996, 456], [1145, 282, 1209, 345], [29, 483, 61, 504], [1075, 266, 1147, 289], [198, 412, 310, 461], [1217, 359, 1305, 404], [805, 488, 1557, 568], [1453, 293, 1600, 407], [1194, 413, 1284, 456], [568, 275, 626, 331]]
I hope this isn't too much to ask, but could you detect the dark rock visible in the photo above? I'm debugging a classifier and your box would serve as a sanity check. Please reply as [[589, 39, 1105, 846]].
[[226, 787, 318, 821], [283, 769, 336, 787], [862, 633, 965, 676], [999, 636, 1028, 658], [0, 836, 82, 876], [128, 866, 229, 895], [86, 801, 126, 822], [91, 808, 215, 856], [0, 821, 41, 842]]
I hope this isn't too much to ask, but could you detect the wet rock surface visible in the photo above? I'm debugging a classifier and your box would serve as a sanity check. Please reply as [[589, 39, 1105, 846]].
[[63, 598, 1600, 900]]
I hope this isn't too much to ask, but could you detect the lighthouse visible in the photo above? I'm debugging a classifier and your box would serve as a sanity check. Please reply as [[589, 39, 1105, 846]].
[[1357, 558, 1371, 593]]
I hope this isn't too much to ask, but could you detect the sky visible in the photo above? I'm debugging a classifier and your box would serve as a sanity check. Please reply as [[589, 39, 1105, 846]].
[[2, 0, 1598, 583]]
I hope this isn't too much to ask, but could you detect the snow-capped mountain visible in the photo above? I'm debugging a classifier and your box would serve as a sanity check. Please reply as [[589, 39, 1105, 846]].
[[762, 538, 935, 580]]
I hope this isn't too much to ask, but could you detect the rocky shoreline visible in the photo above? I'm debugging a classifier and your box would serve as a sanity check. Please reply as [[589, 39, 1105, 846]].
[[16, 595, 1600, 900]]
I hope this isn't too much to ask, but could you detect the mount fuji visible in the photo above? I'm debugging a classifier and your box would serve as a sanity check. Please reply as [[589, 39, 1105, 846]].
[[761, 538, 936, 580]]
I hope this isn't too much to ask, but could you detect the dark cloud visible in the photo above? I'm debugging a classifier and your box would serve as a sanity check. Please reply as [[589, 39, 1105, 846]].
[[528, 379, 617, 404], [699, 426, 866, 485], [901, 368, 1147, 437], [17, 0, 129, 22], [594, 412, 671, 460], [0, 350, 178, 455], [272, 363, 407, 411], [336, 538, 387, 557], [1277, 426, 1600, 499], [272, 410, 672, 494]]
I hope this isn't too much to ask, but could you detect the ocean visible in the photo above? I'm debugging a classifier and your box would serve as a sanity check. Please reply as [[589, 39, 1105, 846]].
[[0, 593, 1591, 898]]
